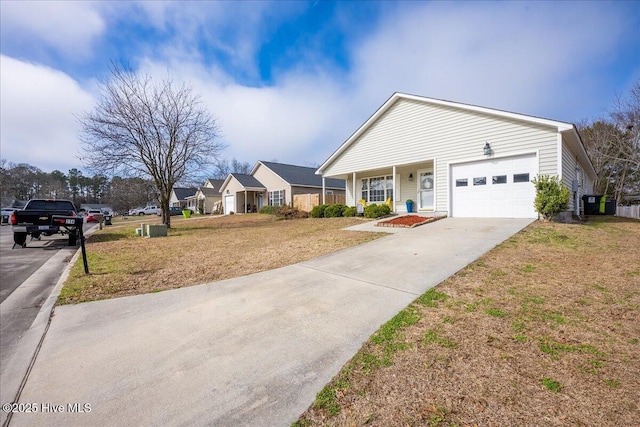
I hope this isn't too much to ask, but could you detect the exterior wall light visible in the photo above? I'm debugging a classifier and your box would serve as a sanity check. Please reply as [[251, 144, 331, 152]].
[[408, 173, 414, 181], [484, 142, 493, 156]]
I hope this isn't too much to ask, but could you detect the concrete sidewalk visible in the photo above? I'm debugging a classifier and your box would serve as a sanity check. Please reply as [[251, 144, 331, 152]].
[[8, 218, 533, 426]]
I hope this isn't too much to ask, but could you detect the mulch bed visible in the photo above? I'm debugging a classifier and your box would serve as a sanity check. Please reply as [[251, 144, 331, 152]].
[[376, 215, 437, 228]]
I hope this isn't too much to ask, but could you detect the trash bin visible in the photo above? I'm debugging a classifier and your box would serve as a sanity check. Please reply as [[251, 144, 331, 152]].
[[104, 215, 112, 225], [182, 209, 191, 218], [604, 198, 616, 215], [582, 195, 602, 215]]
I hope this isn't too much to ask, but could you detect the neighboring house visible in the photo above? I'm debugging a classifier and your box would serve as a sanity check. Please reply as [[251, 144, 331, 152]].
[[316, 93, 598, 219], [219, 161, 346, 214], [170, 187, 197, 210], [186, 179, 224, 214]]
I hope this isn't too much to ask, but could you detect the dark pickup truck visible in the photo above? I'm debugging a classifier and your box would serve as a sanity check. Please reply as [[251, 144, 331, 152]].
[[10, 199, 83, 247]]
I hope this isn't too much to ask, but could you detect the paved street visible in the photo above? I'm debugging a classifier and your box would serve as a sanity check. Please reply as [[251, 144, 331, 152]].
[[0, 223, 95, 410]]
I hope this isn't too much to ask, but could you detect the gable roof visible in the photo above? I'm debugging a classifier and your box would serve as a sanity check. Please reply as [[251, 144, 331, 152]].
[[254, 161, 345, 189], [173, 187, 197, 201], [317, 92, 596, 179], [220, 173, 266, 192], [197, 187, 221, 197], [205, 179, 225, 193]]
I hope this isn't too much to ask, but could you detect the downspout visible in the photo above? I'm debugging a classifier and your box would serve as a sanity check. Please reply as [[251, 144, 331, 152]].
[[244, 190, 247, 213]]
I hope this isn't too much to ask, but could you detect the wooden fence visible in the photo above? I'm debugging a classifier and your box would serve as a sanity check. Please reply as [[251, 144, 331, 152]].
[[293, 193, 346, 212], [616, 205, 640, 220]]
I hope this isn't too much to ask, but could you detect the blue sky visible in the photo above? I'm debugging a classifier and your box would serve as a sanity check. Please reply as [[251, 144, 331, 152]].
[[1, 0, 639, 175]]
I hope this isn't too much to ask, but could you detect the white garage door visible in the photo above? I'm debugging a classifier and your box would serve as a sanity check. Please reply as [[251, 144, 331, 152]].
[[451, 154, 537, 218], [224, 195, 235, 214]]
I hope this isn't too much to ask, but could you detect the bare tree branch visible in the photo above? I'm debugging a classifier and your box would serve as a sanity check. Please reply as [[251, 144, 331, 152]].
[[79, 63, 226, 226]]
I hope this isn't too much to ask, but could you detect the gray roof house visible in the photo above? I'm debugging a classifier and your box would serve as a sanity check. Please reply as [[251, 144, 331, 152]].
[[170, 187, 197, 209], [185, 179, 225, 214], [219, 161, 346, 214]]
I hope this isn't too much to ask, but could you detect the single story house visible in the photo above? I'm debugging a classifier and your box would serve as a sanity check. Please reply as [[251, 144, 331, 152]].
[[185, 179, 224, 214], [219, 161, 346, 214], [170, 187, 197, 210], [316, 93, 597, 219]]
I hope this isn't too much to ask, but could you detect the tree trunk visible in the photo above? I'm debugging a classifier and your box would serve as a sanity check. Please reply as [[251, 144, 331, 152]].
[[160, 197, 171, 228]]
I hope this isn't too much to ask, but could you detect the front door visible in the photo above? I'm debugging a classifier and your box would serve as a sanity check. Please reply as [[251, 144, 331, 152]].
[[418, 170, 434, 210]]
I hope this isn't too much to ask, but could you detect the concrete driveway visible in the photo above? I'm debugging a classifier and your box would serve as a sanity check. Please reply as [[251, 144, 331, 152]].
[[6, 217, 533, 426]]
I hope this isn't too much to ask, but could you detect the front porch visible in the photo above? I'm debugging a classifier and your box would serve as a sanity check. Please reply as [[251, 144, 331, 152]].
[[339, 160, 435, 213], [232, 190, 265, 213]]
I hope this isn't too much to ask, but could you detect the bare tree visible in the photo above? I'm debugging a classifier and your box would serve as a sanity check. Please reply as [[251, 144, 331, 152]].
[[79, 64, 225, 227], [108, 176, 158, 214], [579, 80, 640, 204], [212, 158, 252, 179]]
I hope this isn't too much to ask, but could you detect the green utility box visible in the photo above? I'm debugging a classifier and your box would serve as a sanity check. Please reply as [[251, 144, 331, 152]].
[[146, 224, 168, 238]]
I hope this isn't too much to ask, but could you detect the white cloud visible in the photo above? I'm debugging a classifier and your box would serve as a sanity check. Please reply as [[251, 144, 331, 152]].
[[1, 1, 636, 175], [0, 1, 105, 60], [349, 2, 630, 122], [0, 56, 95, 172], [137, 58, 353, 167], [127, 1, 635, 171], [129, 1, 303, 83]]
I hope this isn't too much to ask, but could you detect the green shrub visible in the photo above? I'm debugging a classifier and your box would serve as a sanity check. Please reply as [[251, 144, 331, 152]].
[[532, 175, 570, 221], [378, 204, 391, 216], [343, 206, 357, 217], [324, 204, 347, 218], [364, 203, 391, 218], [310, 204, 328, 218], [259, 206, 278, 215]]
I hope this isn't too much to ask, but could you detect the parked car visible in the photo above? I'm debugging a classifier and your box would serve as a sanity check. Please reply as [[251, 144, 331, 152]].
[[129, 205, 160, 216], [85, 209, 104, 223], [1, 207, 18, 224], [157, 206, 183, 216]]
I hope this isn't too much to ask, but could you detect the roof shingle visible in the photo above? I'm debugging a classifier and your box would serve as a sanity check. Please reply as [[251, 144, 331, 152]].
[[260, 161, 344, 189]]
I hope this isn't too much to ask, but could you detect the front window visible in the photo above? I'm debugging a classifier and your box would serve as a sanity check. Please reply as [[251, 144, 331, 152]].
[[361, 176, 394, 203], [268, 190, 284, 206]]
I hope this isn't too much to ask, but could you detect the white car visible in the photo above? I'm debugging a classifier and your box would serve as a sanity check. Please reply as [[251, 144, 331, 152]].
[[1, 207, 18, 224], [130, 206, 160, 216]]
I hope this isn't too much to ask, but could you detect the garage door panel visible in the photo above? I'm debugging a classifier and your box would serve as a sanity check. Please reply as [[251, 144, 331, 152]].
[[224, 195, 235, 214], [451, 154, 536, 218]]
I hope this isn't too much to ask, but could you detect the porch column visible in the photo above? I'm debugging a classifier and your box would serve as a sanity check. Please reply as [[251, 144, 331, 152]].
[[352, 172, 357, 207], [244, 190, 247, 213], [322, 177, 326, 205], [392, 165, 396, 213]]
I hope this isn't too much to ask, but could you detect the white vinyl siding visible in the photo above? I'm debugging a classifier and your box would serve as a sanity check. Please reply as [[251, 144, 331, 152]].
[[562, 140, 579, 211], [322, 99, 559, 213]]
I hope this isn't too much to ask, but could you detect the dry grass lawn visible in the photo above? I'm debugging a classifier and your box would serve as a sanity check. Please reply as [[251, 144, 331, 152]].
[[58, 214, 383, 304], [297, 216, 640, 427]]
